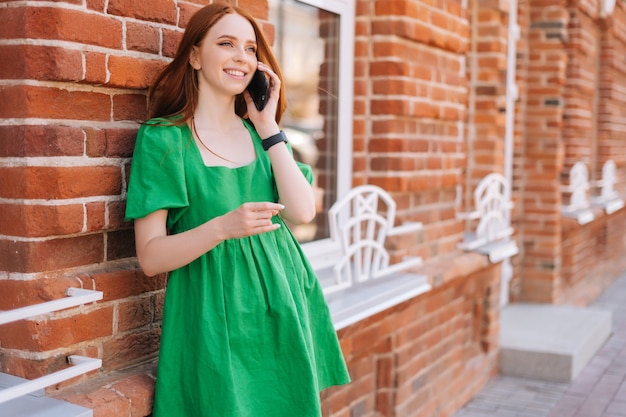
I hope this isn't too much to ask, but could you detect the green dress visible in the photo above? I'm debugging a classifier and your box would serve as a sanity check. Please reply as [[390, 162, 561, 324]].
[[125, 118, 350, 417]]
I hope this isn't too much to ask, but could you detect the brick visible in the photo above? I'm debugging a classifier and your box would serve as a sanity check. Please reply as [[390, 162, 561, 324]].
[[125, 21, 160, 54], [0, 346, 98, 387], [107, 0, 177, 24], [162, 28, 183, 58], [117, 297, 154, 332], [347, 372, 375, 402], [261, 21, 277, 45], [371, 99, 410, 116], [374, 0, 414, 16], [369, 138, 412, 153], [88, 269, 165, 302], [178, 2, 204, 29], [86, 0, 106, 12], [84, 51, 108, 84], [0, 275, 86, 310], [0, 234, 105, 273], [370, 176, 410, 192], [0, 125, 84, 157], [106, 229, 136, 261], [321, 384, 350, 415], [107, 55, 168, 89], [109, 372, 155, 416], [0, 305, 113, 350], [239, 0, 269, 19], [0, 85, 111, 120], [0, 203, 84, 237], [376, 354, 396, 388], [112, 93, 148, 122], [0, 352, 66, 380], [86, 201, 106, 232], [0, 166, 122, 200], [65, 386, 131, 417], [107, 200, 131, 229], [101, 328, 160, 371], [0, 45, 82, 82], [371, 156, 417, 171], [372, 78, 418, 96], [49, 364, 159, 416], [6, 7, 122, 49]]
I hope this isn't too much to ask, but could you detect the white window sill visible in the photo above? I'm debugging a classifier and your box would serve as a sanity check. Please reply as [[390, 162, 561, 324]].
[[314, 263, 431, 330]]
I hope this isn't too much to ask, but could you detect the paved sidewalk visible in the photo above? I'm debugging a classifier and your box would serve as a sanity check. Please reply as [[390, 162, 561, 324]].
[[453, 270, 626, 417]]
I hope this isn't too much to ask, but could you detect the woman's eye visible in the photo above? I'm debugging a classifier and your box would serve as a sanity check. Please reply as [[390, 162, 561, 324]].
[[218, 41, 233, 47], [246, 46, 257, 54]]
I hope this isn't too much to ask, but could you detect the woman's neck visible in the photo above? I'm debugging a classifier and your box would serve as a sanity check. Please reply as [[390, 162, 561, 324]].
[[194, 91, 240, 128]]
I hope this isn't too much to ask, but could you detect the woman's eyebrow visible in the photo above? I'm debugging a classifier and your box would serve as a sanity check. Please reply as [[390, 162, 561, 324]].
[[216, 34, 256, 44]]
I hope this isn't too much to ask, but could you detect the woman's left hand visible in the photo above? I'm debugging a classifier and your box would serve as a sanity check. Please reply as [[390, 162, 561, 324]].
[[244, 62, 281, 137]]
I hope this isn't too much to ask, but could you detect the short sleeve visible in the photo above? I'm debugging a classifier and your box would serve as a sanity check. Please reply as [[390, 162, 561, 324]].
[[296, 159, 314, 185], [125, 121, 189, 223]]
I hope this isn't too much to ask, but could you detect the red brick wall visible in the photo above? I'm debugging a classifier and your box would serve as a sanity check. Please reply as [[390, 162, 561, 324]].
[[564, 3, 599, 173], [0, 0, 262, 385], [599, 3, 626, 187], [560, 209, 626, 305], [353, 0, 469, 262], [516, 0, 569, 302], [321, 260, 501, 417], [0, 0, 158, 383], [515, 0, 626, 303], [556, 1, 626, 305]]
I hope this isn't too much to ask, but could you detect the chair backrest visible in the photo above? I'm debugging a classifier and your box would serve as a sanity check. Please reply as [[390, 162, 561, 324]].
[[473, 173, 511, 244], [568, 161, 590, 210], [328, 185, 397, 284], [600, 160, 617, 200]]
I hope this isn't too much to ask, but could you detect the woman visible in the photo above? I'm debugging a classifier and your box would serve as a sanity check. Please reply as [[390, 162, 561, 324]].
[[125, 3, 350, 416]]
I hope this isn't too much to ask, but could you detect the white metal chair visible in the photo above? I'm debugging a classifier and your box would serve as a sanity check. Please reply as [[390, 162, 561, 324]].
[[561, 161, 595, 224], [458, 173, 519, 263], [592, 160, 624, 214], [317, 185, 430, 329]]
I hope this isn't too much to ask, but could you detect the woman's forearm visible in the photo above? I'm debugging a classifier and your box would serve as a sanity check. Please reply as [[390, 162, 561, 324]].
[[134, 202, 285, 276], [135, 215, 225, 276], [266, 142, 316, 224]]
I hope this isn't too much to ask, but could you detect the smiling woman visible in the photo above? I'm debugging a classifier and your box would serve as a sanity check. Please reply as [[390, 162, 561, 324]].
[[124, 3, 350, 417]]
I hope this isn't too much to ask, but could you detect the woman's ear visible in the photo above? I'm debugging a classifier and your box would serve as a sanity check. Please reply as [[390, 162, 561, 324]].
[[189, 47, 201, 70]]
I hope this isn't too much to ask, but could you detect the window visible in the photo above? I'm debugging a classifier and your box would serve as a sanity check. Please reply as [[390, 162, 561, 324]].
[[268, 0, 354, 265]]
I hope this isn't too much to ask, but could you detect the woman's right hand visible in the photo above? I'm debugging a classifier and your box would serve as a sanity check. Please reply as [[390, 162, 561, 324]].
[[134, 202, 283, 277], [216, 202, 284, 239]]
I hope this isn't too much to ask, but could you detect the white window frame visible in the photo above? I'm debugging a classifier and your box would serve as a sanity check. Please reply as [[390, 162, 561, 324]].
[[275, 2, 432, 329], [289, 0, 355, 269]]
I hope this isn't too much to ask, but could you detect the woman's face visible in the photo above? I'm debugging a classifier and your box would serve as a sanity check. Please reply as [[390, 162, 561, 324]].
[[190, 13, 258, 98]]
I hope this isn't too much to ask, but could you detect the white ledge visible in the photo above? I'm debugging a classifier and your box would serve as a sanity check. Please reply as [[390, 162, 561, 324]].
[[324, 272, 431, 330], [0, 288, 103, 326]]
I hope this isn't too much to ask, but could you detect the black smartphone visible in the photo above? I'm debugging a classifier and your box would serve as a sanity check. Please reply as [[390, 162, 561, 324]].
[[246, 70, 269, 111]]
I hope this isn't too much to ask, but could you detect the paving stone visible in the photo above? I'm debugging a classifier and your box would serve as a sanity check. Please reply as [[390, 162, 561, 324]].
[[452, 270, 626, 417]]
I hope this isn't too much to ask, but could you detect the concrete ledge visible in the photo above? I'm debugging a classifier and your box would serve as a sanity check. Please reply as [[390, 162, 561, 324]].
[[49, 362, 156, 417], [500, 303, 612, 382], [0, 373, 92, 417]]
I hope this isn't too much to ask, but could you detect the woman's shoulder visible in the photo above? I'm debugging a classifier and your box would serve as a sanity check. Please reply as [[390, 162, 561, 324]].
[[138, 116, 189, 142], [141, 116, 187, 131]]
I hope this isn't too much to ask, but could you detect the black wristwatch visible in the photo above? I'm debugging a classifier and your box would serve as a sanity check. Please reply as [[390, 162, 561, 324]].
[[262, 131, 288, 151]]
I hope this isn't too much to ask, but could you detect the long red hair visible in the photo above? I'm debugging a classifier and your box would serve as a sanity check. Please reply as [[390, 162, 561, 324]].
[[147, 2, 286, 124]]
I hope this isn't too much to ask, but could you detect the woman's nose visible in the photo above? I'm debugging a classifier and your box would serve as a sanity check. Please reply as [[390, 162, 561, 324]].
[[233, 47, 248, 62]]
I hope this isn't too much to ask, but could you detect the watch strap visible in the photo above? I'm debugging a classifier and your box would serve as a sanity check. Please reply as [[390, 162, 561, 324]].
[[262, 131, 288, 151]]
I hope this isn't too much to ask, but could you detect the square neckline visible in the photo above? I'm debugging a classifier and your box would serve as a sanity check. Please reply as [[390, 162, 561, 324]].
[[184, 118, 261, 170]]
